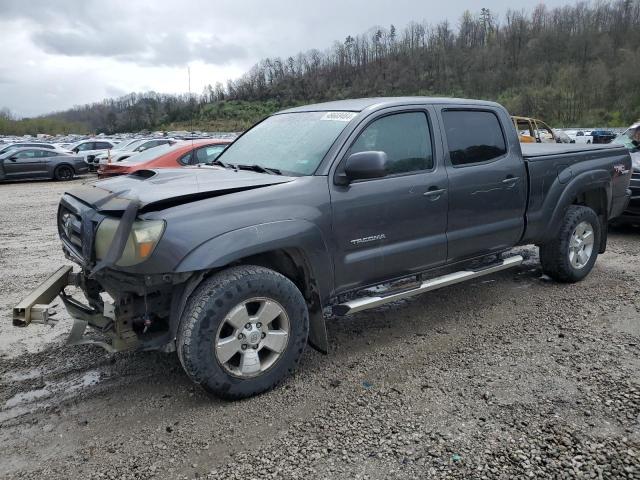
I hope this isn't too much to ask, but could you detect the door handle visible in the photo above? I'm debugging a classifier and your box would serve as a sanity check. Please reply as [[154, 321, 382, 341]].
[[502, 176, 519, 185], [423, 188, 446, 199]]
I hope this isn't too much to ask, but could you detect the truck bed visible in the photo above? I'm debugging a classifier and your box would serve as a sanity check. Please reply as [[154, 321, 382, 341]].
[[521, 143, 627, 160]]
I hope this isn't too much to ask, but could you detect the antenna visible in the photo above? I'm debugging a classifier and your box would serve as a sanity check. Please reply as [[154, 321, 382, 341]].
[[188, 66, 194, 151]]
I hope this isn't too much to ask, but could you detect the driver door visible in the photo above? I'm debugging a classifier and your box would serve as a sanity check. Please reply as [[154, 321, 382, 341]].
[[4, 149, 44, 179], [329, 108, 449, 294]]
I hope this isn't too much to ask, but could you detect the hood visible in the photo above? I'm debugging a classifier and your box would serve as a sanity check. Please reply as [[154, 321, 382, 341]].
[[66, 167, 295, 213]]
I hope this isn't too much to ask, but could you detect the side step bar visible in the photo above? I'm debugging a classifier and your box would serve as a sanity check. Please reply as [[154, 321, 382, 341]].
[[333, 255, 523, 316]]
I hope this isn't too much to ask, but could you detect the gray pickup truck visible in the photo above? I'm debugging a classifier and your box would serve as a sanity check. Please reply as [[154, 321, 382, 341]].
[[13, 97, 631, 399]]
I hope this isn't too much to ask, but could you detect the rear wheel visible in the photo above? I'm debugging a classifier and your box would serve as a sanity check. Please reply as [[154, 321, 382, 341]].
[[54, 164, 74, 181], [539, 205, 600, 283], [177, 265, 309, 400]]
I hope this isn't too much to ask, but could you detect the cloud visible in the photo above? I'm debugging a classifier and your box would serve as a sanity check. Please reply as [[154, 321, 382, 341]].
[[32, 30, 144, 57], [0, 0, 572, 116], [31, 29, 247, 67]]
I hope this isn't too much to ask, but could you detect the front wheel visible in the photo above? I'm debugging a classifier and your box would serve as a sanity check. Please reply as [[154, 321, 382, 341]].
[[54, 164, 75, 181], [539, 205, 600, 283], [177, 265, 309, 400]]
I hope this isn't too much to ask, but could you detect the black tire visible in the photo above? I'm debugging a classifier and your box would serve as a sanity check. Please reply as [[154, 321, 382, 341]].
[[54, 164, 74, 181], [539, 205, 600, 283], [177, 265, 309, 400]]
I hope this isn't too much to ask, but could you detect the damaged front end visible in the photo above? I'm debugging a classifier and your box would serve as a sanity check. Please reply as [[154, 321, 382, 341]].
[[13, 190, 191, 353], [13, 263, 189, 353], [13, 168, 295, 353]]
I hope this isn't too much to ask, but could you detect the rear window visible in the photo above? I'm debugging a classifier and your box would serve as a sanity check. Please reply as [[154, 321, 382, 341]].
[[443, 110, 507, 166], [122, 143, 177, 163]]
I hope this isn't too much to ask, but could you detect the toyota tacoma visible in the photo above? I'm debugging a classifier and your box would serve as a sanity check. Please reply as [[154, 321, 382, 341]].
[[13, 98, 632, 399]]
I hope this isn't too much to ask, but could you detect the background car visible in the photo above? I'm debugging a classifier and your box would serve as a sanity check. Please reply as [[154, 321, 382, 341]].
[[68, 139, 117, 170], [0, 142, 71, 156], [590, 129, 617, 144], [512, 116, 557, 143], [0, 147, 88, 181], [610, 124, 640, 224], [98, 139, 230, 177], [98, 138, 175, 164], [87, 138, 143, 171], [565, 130, 593, 143]]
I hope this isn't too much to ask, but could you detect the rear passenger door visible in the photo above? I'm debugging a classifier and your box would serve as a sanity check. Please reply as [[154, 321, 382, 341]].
[[439, 108, 527, 262], [330, 108, 449, 293]]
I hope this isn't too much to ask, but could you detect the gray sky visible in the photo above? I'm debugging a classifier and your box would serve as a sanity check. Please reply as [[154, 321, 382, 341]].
[[0, 0, 569, 117]]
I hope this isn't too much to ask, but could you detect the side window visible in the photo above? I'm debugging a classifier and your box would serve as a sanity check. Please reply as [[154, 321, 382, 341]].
[[178, 151, 192, 165], [15, 150, 37, 158], [348, 112, 433, 175], [516, 119, 534, 137], [96, 142, 111, 149], [194, 145, 226, 164], [442, 110, 507, 166], [77, 142, 94, 152]]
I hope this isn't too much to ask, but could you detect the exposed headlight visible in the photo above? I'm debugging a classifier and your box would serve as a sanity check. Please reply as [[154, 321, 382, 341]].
[[95, 219, 165, 266], [632, 156, 640, 171]]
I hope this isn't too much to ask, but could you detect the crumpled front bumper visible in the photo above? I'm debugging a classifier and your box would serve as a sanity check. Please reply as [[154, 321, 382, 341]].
[[13, 266, 75, 327], [12, 266, 137, 353]]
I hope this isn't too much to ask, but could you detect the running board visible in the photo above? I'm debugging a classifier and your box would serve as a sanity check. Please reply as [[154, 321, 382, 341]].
[[333, 255, 523, 316]]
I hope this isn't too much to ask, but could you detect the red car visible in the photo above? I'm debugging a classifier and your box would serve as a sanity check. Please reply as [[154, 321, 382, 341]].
[[98, 139, 231, 177]]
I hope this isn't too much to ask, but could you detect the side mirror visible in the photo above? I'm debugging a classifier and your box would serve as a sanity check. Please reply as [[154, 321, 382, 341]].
[[336, 151, 388, 185], [72, 148, 79, 153]]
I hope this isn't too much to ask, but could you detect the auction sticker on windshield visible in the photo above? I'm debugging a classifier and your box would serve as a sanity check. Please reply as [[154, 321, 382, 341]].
[[321, 112, 357, 122]]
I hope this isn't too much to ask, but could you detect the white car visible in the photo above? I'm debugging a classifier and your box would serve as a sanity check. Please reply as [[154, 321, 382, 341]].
[[565, 130, 593, 144], [68, 139, 117, 170], [96, 138, 175, 164]]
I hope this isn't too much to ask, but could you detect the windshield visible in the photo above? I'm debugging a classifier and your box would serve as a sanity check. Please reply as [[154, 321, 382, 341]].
[[0, 144, 18, 155], [218, 111, 356, 175], [121, 139, 150, 151], [112, 139, 139, 151], [612, 126, 640, 152], [120, 143, 177, 164]]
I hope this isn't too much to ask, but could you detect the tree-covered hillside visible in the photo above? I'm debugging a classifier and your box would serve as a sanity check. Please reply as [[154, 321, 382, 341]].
[[2, 0, 639, 135]]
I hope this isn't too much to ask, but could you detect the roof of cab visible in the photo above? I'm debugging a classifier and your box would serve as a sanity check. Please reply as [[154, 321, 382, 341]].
[[278, 97, 503, 114]]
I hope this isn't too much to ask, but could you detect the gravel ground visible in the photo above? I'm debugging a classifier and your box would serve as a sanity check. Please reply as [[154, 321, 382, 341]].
[[0, 178, 639, 479]]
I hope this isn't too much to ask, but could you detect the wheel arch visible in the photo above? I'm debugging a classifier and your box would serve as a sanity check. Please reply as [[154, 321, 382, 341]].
[[571, 186, 609, 253], [173, 220, 333, 353], [541, 170, 611, 248]]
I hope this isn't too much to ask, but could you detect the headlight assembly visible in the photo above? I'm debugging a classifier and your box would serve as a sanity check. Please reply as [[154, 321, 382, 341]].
[[95, 218, 165, 266]]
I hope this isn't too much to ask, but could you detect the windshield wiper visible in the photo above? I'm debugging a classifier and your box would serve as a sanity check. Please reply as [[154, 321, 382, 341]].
[[233, 163, 282, 175], [208, 159, 231, 168]]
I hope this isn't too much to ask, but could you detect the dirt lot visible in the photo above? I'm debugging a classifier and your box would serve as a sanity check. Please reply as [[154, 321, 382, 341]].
[[0, 178, 639, 479]]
